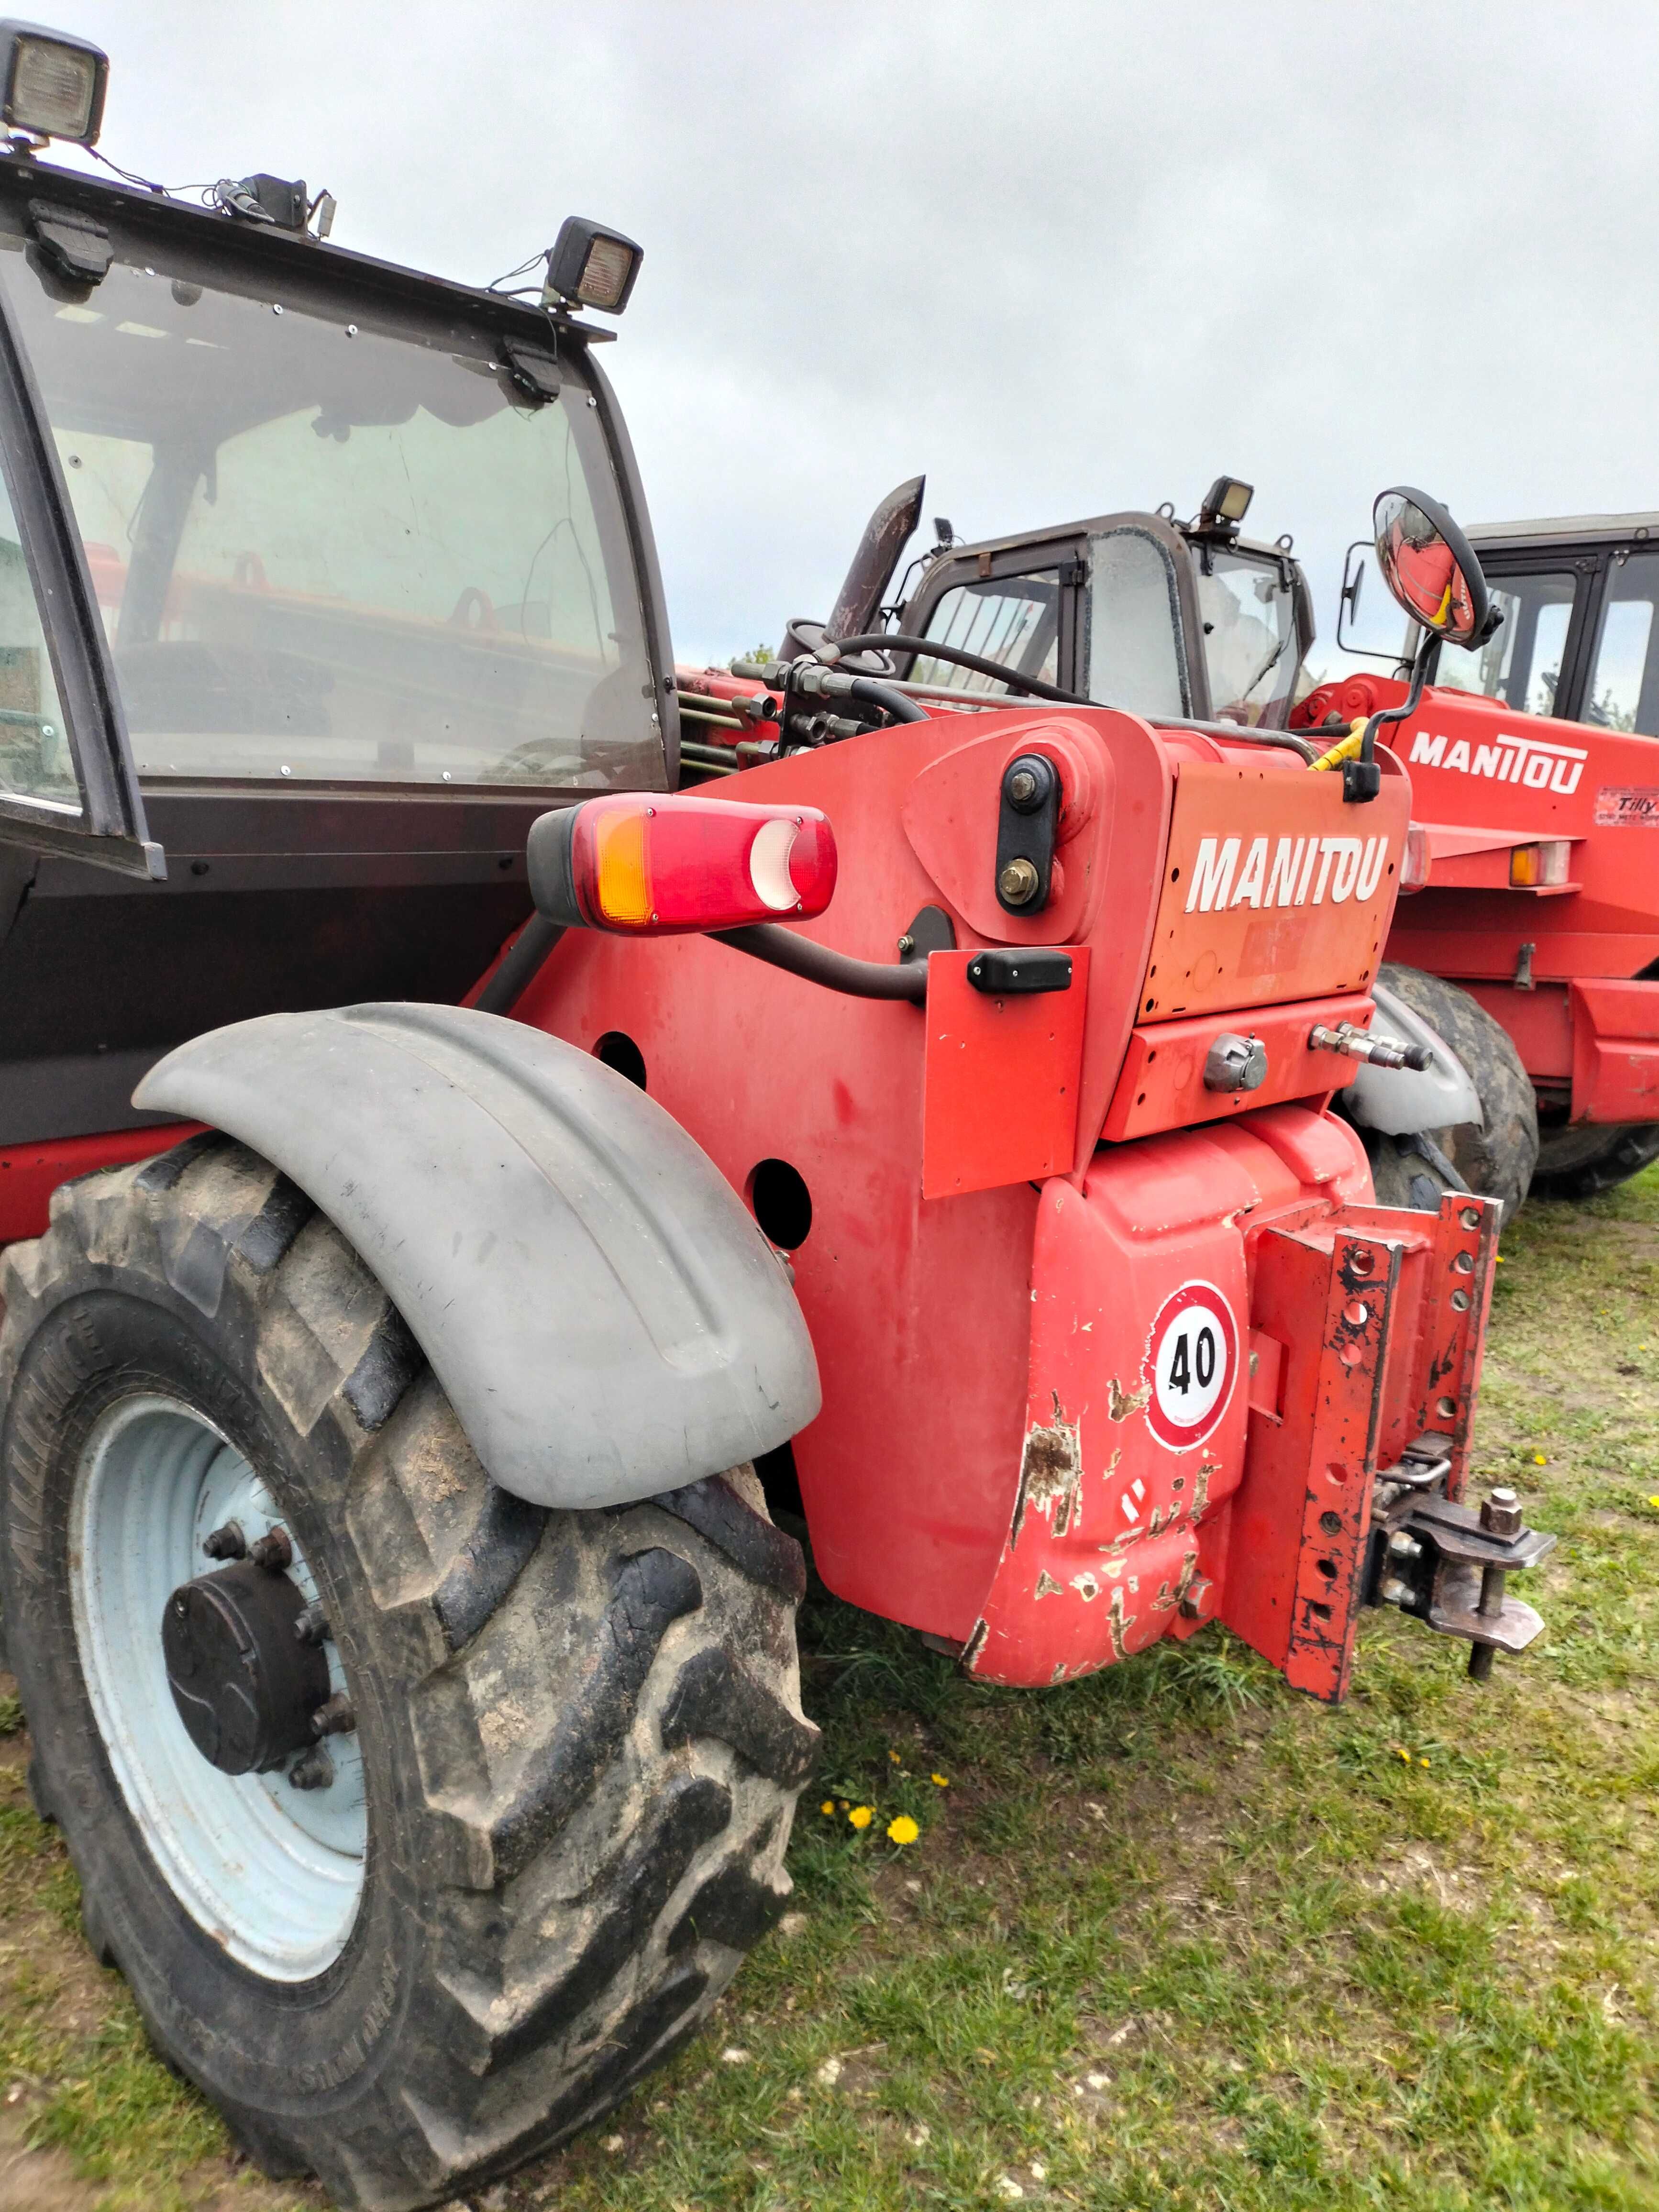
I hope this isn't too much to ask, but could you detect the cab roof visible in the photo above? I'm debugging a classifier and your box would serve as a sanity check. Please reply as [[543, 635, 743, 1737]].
[[1468, 511, 1659, 546]]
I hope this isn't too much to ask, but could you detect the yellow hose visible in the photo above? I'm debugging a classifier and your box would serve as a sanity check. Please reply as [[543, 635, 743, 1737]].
[[1309, 719, 1368, 772]]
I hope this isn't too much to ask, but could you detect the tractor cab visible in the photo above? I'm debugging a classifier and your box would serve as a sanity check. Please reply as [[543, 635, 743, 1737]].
[[1383, 512, 1659, 739], [781, 472, 1312, 731], [0, 141, 673, 1195]]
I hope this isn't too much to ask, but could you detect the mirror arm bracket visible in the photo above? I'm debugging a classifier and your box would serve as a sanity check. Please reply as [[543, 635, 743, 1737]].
[[1348, 631, 1437, 801]]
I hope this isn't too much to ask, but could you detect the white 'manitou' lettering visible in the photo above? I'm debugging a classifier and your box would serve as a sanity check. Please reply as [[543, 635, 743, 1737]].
[[1327, 837, 1364, 902], [1184, 836, 1240, 913], [1407, 726, 1588, 796], [1182, 828, 1392, 915], [1264, 836, 1301, 907], [1229, 836, 1269, 908]]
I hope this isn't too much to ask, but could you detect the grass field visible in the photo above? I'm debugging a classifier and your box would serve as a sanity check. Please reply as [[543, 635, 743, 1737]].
[[0, 1167, 1655, 2211]]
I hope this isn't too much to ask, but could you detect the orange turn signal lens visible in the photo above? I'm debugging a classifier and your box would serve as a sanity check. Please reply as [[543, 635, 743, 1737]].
[[527, 793, 838, 936]]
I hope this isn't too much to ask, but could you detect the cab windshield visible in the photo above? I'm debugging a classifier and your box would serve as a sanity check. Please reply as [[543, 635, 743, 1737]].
[[1191, 546, 1296, 723], [0, 237, 664, 793]]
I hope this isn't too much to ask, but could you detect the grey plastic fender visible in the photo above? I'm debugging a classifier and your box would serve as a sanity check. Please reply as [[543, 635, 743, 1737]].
[[1345, 979, 1483, 1137], [133, 1003, 820, 1510]]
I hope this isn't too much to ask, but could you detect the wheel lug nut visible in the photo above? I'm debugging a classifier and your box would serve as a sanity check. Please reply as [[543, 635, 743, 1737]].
[[247, 1526, 293, 1572], [288, 1745, 335, 1791], [202, 1520, 246, 1561], [293, 1601, 331, 1646], [311, 1692, 355, 1737]]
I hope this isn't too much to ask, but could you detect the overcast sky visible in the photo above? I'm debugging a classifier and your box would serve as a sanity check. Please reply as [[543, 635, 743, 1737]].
[[50, 0, 1659, 671]]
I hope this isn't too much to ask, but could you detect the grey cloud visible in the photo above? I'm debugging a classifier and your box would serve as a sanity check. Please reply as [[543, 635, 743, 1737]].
[[58, 0, 1659, 666]]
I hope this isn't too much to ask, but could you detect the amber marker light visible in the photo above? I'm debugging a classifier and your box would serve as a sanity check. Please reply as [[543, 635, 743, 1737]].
[[527, 794, 838, 936], [1509, 840, 1570, 889]]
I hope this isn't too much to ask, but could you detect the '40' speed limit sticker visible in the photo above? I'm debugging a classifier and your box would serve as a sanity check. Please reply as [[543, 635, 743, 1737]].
[[1143, 1280, 1239, 1451]]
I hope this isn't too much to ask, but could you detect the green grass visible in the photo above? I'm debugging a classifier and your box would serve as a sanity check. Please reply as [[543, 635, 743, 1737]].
[[1, 1167, 1656, 2210]]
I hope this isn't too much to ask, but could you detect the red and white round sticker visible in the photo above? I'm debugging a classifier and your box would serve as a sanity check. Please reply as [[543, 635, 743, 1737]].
[[1143, 1280, 1239, 1451]]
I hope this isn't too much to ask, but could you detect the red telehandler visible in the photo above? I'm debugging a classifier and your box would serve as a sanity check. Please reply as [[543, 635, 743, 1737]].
[[0, 28, 1549, 2209], [1295, 508, 1659, 1200], [830, 477, 1659, 1212]]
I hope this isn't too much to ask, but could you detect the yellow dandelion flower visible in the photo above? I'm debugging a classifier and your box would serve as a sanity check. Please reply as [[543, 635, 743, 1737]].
[[1533, 1453, 1547, 1465], [820, 1800, 835, 1816], [848, 1805, 874, 1829], [1648, 1496, 1659, 1509], [1419, 1757, 1430, 1769], [889, 1749, 902, 1764], [886, 1814, 920, 1846], [931, 1773, 951, 1788]]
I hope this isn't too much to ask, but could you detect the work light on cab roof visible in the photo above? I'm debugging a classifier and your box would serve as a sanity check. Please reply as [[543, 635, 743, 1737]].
[[543, 214, 643, 314], [527, 795, 837, 935], [0, 19, 107, 145]]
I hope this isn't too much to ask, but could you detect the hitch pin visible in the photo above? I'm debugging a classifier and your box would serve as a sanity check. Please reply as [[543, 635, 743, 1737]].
[[1468, 1486, 1521, 1681], [1308, 1020, 1432, 1073]]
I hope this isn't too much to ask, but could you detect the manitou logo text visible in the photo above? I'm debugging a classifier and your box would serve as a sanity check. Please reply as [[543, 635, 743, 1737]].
[[1408, 729, 1587, 795], [1183, 832, 1390, 914]]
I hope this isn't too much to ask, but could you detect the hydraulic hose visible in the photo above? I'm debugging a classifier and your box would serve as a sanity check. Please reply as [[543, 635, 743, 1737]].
[[473, 913, 565, 1015], [713, 924, 928, 1001], [819, 631, 1090, 705], [844, 674, 927, 724]]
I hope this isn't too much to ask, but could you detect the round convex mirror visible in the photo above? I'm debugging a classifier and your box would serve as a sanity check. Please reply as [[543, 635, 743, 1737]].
[[1372, 486, 1492, 648]]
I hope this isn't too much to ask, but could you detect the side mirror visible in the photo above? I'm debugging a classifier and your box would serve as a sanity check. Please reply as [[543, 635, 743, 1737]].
[[1372, 486, 1494, 648], [1336, 542, 1365, 649]]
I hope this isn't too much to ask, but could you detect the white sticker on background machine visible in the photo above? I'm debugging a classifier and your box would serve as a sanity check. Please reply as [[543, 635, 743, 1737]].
[[1143, 1280, 1239, 1451]]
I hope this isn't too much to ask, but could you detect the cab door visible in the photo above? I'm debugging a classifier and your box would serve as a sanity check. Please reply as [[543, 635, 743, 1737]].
[[0, 272, 159, 880]]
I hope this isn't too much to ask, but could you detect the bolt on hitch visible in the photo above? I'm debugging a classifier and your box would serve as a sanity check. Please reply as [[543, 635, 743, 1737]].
[[1364, 1442, 1554, 1680]]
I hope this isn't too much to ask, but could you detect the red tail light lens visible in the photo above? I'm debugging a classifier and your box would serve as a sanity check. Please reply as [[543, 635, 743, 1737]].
[[527, 795, 838, 935]]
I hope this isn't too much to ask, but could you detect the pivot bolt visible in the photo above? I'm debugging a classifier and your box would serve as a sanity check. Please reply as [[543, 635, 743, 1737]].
[[288, 1745, 334, 1792], [1387, 1531, 1422, 1561], [247, 1526, 293, 1572], [202, 1520, 246, 1561], [311, 1692, 356, 1737], [1479, 1486, 1523, 1539], [1379, 1576, 1411, 1607], [293, 1601, 331, 1646], [1006, 766, 1040, 808], [998, 857, 1040, 906]]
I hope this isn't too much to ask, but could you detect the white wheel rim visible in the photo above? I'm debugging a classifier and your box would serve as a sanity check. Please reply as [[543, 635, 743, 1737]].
[[69, 1394, 366, 1980]]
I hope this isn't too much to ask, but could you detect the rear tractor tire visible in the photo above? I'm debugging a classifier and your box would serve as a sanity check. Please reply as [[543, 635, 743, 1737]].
[[1530, 1119, 1659, 1202], [0, 1134, 817, 2211], [1372, 963, 1540, 1220]]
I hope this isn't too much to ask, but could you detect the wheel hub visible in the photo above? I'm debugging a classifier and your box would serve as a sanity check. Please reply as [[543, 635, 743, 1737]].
[[162, 1554, 329, 1775]]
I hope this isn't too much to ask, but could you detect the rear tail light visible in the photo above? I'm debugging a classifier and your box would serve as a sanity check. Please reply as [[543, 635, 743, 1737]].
[[527, 794, 837, 935], [1510, 840, 1570, 888], [1400, 821, 1431, 893]]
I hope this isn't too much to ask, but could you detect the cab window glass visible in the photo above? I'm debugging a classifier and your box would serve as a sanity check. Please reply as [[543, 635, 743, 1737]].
[[912, 571, 1059, 693], [0, 245, 664, 792], [1431, 571, 1575, 717], [1193, 549, 1295, 723], [1583, 550, 1659, 733], [1086, 529, 1184, 717], [0, 465, 73, 818]]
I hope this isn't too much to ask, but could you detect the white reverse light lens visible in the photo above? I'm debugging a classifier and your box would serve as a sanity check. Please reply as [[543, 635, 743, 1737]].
[[11, 36, 97, 138], [747, 817, 801, 912], [577, 235, 635, 310]]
